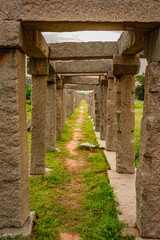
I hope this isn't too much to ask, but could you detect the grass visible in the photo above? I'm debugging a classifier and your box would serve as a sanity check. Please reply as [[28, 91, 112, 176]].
[[134, 101, 143, 168], [26, 100, 31, 121], [26, 100, 136, 239]]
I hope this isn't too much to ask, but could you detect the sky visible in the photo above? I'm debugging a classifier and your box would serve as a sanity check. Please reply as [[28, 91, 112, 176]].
[[42, 31, 147, 74]]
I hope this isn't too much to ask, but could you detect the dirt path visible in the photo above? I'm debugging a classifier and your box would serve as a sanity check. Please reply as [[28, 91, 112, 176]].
[[60, 106, 85, 240]]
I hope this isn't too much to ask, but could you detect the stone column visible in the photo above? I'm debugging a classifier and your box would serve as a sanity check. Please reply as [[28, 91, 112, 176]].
[[66, 89, 72, 117], [28, 58, 49, 175], [100, 76, 108, 140], [46, 73, 56, 151], [136, 26, 160, 238], [0, 49, 30, 228], [94, 84, 101, 131], [56, 79, 63, 139], [105, 74, 116, 151], [62, 86, 66, 130], [113, 54, 140, 174]]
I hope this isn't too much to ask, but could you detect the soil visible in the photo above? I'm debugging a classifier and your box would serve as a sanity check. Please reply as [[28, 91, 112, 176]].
[[60, 107, 85, 240]]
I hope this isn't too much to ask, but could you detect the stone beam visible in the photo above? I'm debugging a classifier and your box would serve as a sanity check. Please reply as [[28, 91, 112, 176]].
[[49, 42, 118, 60], [55, 60, 111, 74], [118, 31, 144, 56], [22, 28, 49, 58], [2, 1, 159, 32], [0, 22, 49, 59], [65, 84, 95, 91], [63, 76, 99, 85]]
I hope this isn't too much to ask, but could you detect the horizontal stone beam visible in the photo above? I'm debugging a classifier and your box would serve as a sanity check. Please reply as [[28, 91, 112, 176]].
[[54, 60, 111, 74], [49, 42, 118, 60], [65, 84, 95, 91], [22, 28, 49, 58], [3, 1, 159, 32], [0, 21, 49, 58], [63, 76, 99, 85], [118, 31, 144, 56]]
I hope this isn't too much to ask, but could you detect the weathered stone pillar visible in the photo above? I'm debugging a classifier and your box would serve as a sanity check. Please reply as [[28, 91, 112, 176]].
[[91, 91, 95, 120], [136, 26, 160, 238], [94, 84, 101, 131], [28, 58, 49, 175], [105, 74, 116, 151], [66, 89, 72, 117], [46, 73, 56, 151], [0, 49, 30, 228], [113, 54, 140, 173], [100, 76, 108, 140], [62, 86, 66, 130], [56, 79, 63, 139]]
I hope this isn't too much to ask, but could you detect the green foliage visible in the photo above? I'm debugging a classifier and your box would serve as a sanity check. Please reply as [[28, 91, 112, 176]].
[[135, 102, 143, 168], [135, 74, 145, 100], [26, 84, 31, 100], [26, 101, 31, 121]]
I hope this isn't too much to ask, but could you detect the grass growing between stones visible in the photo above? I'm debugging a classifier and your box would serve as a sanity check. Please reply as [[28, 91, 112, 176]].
[[135, 101, 143, 168], [27, 101, 135, 239]]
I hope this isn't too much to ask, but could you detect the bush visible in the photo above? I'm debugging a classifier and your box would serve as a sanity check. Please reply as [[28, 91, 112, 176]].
[[135, 73, 145, 100]]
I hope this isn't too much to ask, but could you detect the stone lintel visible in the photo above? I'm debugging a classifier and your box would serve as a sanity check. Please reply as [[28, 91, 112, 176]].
[[55, 60, 111, 74], [65, 84, 95, 90], [49, 61, 56, 73], [27, 58, 49, 76], [144, 26, 160, 62], [22, 28, 49, 58], [49, 41, 118, 60], [118, 31, 144, 55], [112, 54, 140, 76], [63, 76, 99, 85]]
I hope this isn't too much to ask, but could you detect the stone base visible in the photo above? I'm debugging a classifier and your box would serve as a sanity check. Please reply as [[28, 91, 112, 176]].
[[0, 211, 36, 239], [29, 168, 52, 176]]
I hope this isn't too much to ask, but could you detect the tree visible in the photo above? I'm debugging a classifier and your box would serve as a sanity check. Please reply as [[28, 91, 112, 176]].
[[135, 73, 145, 100]]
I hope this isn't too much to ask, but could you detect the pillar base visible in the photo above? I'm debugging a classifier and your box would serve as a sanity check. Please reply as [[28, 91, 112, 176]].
[[0, 212, 36, 240]]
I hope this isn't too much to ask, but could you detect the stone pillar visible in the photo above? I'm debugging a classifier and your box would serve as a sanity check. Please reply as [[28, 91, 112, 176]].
[[28, 58, 49, 175], [136, 26, 160, 238], [113, 54, 140, 174], [46, 73, 56, 151], [0, 49, 30, 228], [62, 86, 66, 130], [56, 79, 63, 139], [66, 89, 72, 117], [94, 84, 101, 131], [100, 76, 108, 140], [105, 74, 116, 151]]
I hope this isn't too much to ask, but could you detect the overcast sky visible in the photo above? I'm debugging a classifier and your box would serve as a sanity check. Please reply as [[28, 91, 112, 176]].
[[42, 31, 147, 74]]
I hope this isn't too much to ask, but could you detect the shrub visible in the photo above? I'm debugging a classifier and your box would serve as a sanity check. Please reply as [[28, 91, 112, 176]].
[[135, 73, 145, 101]]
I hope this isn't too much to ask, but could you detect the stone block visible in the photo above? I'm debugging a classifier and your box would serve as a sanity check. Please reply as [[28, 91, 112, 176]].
[[0, 21, 23, 49], [144, 26, 160, 62], [113, 54, 140, 76], [27, 58, 49, 76]]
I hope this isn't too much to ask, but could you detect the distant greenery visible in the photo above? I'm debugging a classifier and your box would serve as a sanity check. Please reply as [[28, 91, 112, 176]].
[[135, 74, 145, 101], [26, 76, 32, 100], [135, 101, 143, 168]]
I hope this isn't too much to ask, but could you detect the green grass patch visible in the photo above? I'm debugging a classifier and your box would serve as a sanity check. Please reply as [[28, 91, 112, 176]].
[[26, 100, 31, 121], [135, 101, 143, 168]]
